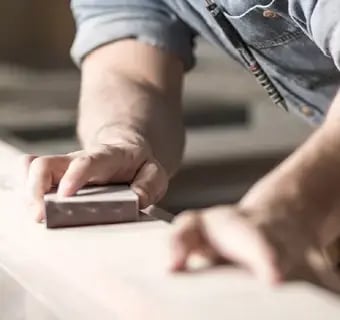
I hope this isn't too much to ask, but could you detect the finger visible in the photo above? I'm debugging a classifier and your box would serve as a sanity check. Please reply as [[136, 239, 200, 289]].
[[170, 211, 202, 272], [27, 156, 70, 222], [320, 210, 340, 247], [304, 247, 340, 293], [27, 158, 54, 222], [58, 147, 135, 197], [58, 155, 94, 197], [131, 160, 168, 209], [190, 246, 223, 269], [202, 208, 282, 285]]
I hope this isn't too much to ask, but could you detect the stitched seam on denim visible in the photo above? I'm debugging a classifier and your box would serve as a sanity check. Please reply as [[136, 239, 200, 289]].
[[251, 29, 304, 49]]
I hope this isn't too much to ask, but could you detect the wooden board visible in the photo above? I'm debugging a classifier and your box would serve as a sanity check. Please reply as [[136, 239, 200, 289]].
[[1, 142, 340, 320], [0, 140, 22, 191]]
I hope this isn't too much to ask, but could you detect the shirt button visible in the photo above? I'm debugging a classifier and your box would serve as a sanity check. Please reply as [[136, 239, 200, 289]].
[[301, 106, 315, 117], [262, 10, 278, 18]]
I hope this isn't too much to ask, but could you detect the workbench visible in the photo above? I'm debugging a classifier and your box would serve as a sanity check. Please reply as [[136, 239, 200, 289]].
[[0, 141, 340, 320]]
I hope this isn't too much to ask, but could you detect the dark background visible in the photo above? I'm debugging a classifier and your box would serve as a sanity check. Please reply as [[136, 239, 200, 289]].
[[0, 1, 75, 69]]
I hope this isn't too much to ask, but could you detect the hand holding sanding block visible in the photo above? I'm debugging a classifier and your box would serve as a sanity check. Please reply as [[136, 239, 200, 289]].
[[44, 185, 139, 228]]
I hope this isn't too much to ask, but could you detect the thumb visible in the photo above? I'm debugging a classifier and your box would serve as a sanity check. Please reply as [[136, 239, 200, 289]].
[[131, 160, 168, 209]]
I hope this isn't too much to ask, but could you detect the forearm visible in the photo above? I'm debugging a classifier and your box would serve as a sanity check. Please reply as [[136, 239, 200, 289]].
[[77, 41, 185, 176], [241, 90, 340, 228]]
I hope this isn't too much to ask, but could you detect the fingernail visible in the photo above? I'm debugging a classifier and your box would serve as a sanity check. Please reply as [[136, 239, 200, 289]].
[[28, 202, 45, 223], [170, 259, 186, 272], [58, 181, 73, 197], [168, 259, 179, 272], [132, 187, 149, 208], [270, 271, 284, 286], [36, 215, 45, 224], [258, 267, 283, 287], [39, 216, 46, 224]]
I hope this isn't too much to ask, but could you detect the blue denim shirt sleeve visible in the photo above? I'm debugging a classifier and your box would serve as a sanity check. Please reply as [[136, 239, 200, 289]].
[[289, 0, 340, 70], [70, 0, 196, 70]]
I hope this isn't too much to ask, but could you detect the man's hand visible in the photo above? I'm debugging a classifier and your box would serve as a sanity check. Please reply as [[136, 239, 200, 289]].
[[170, 91, 340, 292], [22, 138, 168, 222], [20, 40, 185, 223], [170, 205, 282, 284], [170, 202, 340, 292]]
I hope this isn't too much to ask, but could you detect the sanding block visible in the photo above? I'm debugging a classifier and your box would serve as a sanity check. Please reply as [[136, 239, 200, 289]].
[[44, 185, 139, 228]]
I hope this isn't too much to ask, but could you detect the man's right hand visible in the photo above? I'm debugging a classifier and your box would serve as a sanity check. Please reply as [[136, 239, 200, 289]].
[[21, 40, 185, 223], [21, 139, 168, 222]]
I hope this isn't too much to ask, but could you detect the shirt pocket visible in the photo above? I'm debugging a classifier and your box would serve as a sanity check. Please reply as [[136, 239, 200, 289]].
[[221, 0, 304, 49]]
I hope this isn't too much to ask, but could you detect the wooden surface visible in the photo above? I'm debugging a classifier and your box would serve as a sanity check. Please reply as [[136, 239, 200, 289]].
[[1, 142, 340, 320]]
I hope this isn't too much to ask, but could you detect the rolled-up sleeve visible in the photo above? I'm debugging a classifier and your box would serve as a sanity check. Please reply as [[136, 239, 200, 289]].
[[70, 0, 196, 71], [289, 1, 340, 69]]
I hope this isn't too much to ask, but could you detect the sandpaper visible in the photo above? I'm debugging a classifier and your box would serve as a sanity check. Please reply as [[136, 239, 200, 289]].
[[44, 185, 139, 228]]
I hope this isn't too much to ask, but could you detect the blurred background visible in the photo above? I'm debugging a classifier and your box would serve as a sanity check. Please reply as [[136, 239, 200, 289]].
[[0, 1, 312, 212]]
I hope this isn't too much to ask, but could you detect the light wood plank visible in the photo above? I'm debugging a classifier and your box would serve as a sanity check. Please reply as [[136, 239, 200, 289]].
[[1, 142, 340, 320]]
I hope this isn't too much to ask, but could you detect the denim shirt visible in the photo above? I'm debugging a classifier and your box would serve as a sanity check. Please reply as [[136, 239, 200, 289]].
[[70, 0, 340, 126]]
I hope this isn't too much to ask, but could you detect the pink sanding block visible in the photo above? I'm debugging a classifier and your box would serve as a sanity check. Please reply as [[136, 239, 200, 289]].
[[44, 185, 139, 228]]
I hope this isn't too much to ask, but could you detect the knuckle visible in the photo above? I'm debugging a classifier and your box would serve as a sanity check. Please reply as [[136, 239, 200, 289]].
[[174, 210, 199, 226], [113, 143, 146, 163], [147, 161, 160, 175], [95, 143, 120, 155], [117, 145, 144, 165], [89, 143, 147, 169], [172, 223, 199, 247], [127, 148, 140, 164], [67, 150, 83, 159], [114, 146, 130, 161], [74, 155, 92, 166], [92, 145, 125, 163], [132, 146, 147, 162], [99, 143, 116, 156], [152, 160, 168, 181], [202, 205, 238, 220], [172, 226, 189, 244], [143, 161, 169, 200], [172, 212, 200, 237], [30, 157, 51, 171]]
